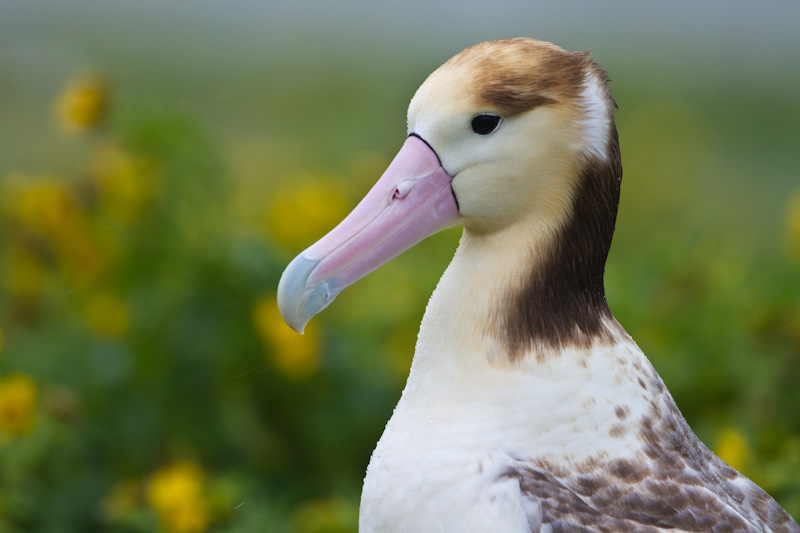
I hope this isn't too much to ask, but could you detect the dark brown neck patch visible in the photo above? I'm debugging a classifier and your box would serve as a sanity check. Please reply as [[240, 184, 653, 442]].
[[501, 124, 623, 358]]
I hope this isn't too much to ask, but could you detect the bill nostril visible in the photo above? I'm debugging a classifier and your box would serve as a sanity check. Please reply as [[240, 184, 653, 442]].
[[392, 180, 414, 201]]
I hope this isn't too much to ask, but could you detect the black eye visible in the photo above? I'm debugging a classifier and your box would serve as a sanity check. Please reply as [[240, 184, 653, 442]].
[[471, 114, 501, 135]]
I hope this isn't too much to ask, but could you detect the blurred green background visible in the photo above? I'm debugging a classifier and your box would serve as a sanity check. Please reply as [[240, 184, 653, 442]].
[[1, 1, 799, 531]]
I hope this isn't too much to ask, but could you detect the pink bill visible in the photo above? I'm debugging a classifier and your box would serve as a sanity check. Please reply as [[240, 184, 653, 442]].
[[277, 135, 459, 333]]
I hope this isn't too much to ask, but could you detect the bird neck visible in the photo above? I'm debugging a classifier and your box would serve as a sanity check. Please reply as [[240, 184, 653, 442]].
[[411, 215, 611, 373], [400, 221, 664, 464], [412, 223, 543, 371], [412, 159, 621, 368]]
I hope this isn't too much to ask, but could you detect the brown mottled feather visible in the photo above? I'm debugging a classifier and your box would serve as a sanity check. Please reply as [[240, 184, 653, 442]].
[[502, 375, 799, 532]]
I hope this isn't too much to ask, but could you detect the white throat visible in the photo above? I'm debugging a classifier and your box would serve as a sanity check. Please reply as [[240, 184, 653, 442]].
[[409, 224, 547, 384]]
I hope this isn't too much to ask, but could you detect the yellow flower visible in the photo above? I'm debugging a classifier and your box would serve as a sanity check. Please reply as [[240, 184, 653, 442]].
[[146, 461, 210, 533], [715, 427, 749, 472], [0, 374, 38, 439], [266, 177, 351, 251], [9, 174, 78, 237], [55, 70, 108, 133], [82, 291, 130, 338], [252, 295, 319, 380], [91, 142, 158, 221], [786, 191, 800, 260], [2, 174, 109, 284]]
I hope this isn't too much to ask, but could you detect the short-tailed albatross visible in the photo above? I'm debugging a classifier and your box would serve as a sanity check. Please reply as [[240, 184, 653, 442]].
[[277, 38, 799, 532]]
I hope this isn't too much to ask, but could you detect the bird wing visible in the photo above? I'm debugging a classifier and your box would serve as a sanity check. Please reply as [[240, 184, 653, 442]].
[[501, 452, 798, 533]]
